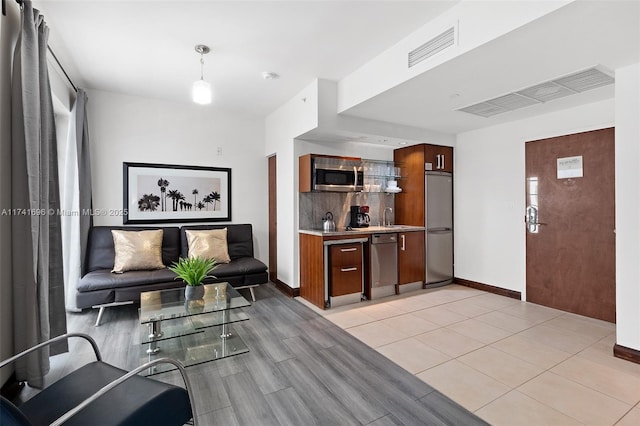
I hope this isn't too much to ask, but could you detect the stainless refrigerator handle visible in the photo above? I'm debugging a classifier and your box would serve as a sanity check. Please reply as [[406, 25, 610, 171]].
[[427, 228, 452, 234], [400, 234, 405, 251]]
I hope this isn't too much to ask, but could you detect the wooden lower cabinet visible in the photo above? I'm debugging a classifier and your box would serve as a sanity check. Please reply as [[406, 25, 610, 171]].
[[329, 244, 363, 296], [299, 234, 365, 309], [299, 233, 325, 309], [398, 231, 425, 285]]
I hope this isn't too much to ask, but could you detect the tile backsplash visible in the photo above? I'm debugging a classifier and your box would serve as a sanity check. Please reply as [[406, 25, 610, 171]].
[[299, 192, 395, 230]]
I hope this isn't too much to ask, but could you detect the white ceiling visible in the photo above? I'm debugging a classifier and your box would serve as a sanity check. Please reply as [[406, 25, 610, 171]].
[[36, 0, 640, 139], [37, 0, 459, 118], [341, 0, 640, 135]]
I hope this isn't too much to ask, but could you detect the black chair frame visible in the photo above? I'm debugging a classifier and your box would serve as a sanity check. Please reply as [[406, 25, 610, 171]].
[[0, 332, 198, 426]]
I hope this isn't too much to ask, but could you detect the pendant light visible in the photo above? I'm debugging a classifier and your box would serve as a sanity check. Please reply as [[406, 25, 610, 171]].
[[192, 44, 212, 105]]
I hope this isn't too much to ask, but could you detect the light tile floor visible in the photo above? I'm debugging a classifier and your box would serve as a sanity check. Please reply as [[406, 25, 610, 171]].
[[299, 284, 640, 425]]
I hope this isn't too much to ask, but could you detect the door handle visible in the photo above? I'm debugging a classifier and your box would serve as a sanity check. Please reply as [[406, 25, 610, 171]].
[[341, 267, 358, 272], [340, 248, 357, 252], [442, 154, 445, 170], [400, 234, 406, 251], [526, 206, 547, 233]]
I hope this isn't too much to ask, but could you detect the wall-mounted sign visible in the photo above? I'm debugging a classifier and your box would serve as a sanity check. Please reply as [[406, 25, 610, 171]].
[[557, 155, 583, 179]]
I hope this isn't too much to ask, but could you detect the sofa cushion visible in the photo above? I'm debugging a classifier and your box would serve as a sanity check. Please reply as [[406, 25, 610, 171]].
[[84, 226, 180, 275], [185, 228, 231, 263], [180, 224, 254, 260], [111, 229, 165, 273], [79, 268, 178, 292], [206, 257, 267, 279]]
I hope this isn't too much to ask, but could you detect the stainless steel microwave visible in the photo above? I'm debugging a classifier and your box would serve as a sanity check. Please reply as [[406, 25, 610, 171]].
[[312, 157, 363, 192]]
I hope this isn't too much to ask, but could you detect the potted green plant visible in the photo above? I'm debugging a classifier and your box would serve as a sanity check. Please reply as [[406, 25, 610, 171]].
[[168, 256, 218, 300]]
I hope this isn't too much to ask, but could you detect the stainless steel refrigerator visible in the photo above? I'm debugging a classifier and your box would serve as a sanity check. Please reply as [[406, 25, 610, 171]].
[[425, 171, 453, 286]]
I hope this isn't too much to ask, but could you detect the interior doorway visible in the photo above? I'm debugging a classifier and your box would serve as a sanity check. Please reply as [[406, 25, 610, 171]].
[[268, 155, 277, 283], [525, 128, 615, 322]]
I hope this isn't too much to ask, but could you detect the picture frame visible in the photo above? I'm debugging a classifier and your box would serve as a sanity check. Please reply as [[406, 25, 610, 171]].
[[123, 162, 231, 224]]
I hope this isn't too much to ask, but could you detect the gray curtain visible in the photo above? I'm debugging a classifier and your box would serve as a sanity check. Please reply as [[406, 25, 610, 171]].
[[74, 90, 93, 283], [11, 0, 66, 388], [62, 89, 92, 311]]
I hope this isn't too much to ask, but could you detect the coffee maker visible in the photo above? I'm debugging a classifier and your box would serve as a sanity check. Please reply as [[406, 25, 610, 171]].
[[350, 205, 370, 228]]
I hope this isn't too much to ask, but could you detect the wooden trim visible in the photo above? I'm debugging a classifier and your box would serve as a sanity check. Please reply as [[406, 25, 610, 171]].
[[268, 155, 277, 284], [454, 277, 521, 300], [273, 280, 300, 298], [613, 344, 640, 365]]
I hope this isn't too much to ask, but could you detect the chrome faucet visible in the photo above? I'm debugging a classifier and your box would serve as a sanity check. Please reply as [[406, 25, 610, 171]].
[[383, 207, 393, 227]]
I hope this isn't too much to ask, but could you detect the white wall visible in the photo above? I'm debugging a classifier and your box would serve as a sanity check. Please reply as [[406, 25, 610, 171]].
[[265, 80, 320, 286], [87, 90, 269, 264], [455, 99, 614, 294], [615, 63, 640, 351]]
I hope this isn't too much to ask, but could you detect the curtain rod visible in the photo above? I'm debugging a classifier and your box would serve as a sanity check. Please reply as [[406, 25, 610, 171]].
[[4, 0, 78, 92]]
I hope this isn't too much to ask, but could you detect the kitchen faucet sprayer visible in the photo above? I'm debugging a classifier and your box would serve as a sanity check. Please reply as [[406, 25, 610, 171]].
[[383, 207, 393, 227]]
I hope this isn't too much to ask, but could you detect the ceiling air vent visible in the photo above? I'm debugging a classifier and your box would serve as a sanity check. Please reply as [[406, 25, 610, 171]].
[[457, 67, 614, 118], [408, 26, 455, 68], [517, 81, 575, 103]]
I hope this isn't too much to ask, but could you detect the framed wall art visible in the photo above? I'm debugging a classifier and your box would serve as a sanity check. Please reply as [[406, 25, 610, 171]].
[[123, 162, 231, 224]]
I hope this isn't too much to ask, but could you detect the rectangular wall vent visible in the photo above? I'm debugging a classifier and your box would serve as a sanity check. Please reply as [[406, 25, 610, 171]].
[[408, 26, 455, 68], [457, 67, 614, 118]]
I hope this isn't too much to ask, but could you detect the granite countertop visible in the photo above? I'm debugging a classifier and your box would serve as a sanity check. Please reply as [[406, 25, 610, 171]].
[[299, 225, 425, 237]]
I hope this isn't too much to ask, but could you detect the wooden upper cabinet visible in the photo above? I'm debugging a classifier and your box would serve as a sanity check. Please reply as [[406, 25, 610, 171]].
[[299, 154, 313, 193], [424, 145, 453, 173], [394, 144, 426, 226], [394, 144, 453, 226]]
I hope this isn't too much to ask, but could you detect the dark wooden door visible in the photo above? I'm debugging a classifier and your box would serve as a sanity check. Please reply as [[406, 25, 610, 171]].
[[525, 128, 615, 322], [398, 231, 425, 285], [268, 155, 277, 283]]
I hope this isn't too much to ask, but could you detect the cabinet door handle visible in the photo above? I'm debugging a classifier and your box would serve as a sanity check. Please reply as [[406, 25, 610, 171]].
[[341, 267, 358, 272], [435, 154, 440, 169], [441, 154, 445, 170], [340, 248, 357, 252], [400, 234, 405, 251]]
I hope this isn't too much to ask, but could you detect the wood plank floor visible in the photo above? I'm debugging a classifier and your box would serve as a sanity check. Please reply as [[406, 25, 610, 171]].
[[21, 284, 488, 425]]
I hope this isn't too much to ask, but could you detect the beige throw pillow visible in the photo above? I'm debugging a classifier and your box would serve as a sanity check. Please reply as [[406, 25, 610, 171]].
[[111, 229, 165, 273], [186, 228, 231, 264]]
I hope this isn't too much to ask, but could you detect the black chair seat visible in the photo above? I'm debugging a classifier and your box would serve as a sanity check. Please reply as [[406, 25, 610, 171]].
[[18, 361, 191, 426]]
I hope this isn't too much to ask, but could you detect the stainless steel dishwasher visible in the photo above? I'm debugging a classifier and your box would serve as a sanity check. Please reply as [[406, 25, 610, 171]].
[[370, 233, 398, 299]]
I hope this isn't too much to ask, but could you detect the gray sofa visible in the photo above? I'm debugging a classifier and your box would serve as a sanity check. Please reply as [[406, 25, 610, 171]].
[[78, 224, 268, 325]]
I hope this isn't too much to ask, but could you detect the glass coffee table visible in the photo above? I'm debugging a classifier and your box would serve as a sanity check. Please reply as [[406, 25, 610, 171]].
[[139, 282, 251, 375]]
